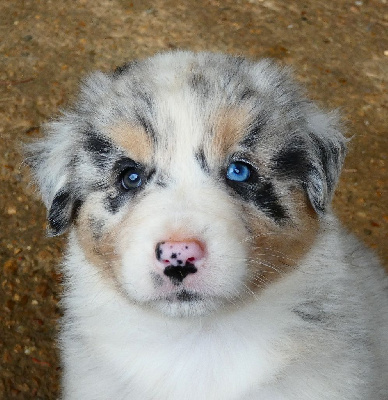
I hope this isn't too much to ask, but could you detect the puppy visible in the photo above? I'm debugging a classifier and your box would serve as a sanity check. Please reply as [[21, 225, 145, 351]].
[[27, 51, 388, 399]]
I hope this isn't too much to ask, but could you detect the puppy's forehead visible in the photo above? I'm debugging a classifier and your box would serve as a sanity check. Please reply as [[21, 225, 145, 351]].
[[82, 53, 297, 175], [108, 55, 276, 164]]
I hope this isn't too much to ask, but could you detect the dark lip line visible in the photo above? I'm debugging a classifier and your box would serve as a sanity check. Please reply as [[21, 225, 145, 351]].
[[149, 290, 205, 303], [168, 290, 203, 302]]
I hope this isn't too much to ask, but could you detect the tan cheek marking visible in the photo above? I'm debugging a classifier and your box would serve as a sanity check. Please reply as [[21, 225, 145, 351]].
[[245, 189, 319, 291], [208, 107, 250, 163], [75, 200, 148, 290], [75, 204, 120, 283], [107, 122, 153, 163]]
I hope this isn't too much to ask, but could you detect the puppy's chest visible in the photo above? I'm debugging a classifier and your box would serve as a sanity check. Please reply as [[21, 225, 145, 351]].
[[81, 318, 288, 400]]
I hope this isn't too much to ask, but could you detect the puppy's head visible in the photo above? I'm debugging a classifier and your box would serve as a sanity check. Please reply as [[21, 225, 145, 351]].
[[27, 52, 346, 317]]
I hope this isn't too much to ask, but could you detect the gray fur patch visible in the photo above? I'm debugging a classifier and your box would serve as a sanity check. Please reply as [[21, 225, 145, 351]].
[[293, 302, 328, 324], [150, 272, 164, 288], [88, 217, 105, 240]]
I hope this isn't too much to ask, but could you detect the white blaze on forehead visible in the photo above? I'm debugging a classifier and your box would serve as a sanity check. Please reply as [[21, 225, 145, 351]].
[[154, 84, 206, 180]]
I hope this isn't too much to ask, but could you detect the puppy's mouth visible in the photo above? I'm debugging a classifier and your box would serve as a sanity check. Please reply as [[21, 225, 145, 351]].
[[167, 289, 203, 303], [144, 289, 221, 317]]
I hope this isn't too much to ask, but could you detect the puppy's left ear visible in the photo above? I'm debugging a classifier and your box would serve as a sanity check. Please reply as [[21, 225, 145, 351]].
[[26, 119, 81, 236], [305, 110, 347, 214]]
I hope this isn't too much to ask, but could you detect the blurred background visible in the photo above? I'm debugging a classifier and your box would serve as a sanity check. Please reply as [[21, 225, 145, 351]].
[[1, 0, 387, 398]]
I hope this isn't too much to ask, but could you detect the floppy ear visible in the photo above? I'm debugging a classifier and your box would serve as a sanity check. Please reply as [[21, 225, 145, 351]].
[[26, 118, 80, 236], [46, 185, 81, 236], [26, 71, 116, 235], [305, 110, 347, 214]]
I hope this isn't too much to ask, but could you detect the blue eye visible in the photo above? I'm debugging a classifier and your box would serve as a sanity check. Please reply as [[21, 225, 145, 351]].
[[121, 167, 143, 189], [226, 162, 251, 182]]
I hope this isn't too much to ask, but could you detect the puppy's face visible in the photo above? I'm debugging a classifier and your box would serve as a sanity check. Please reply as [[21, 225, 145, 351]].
[[28, 52, 346, 317]]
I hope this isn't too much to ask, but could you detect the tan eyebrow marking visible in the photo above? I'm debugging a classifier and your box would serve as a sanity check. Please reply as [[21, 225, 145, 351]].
[[209, 107, 250, 163], [107, 122, 154, 164]]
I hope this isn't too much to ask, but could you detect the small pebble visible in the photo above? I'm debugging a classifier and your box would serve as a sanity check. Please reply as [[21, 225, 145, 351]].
[[7, 206, 17, 215]]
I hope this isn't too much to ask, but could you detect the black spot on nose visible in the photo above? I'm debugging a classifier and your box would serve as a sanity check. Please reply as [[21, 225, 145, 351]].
[[155, 242, 164, 261], [164, 263, 197, 285]]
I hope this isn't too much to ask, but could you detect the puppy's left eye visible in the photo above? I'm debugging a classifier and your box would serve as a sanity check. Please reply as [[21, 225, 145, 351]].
[[226, 162, 251, 182], [121, 167, 143, 190]]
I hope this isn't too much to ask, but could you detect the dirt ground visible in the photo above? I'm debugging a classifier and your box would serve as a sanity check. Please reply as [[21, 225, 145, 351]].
[[0, 0, 387, 398]]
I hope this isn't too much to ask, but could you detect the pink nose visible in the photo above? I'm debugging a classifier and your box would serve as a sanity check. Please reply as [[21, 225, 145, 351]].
[[156, 240, 205, 266], [155, 240, 205, 284]]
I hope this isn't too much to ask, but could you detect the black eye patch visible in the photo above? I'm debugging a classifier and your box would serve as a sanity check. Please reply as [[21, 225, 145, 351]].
[[225, 162, 288, 223], [104, 158, 151, 213]]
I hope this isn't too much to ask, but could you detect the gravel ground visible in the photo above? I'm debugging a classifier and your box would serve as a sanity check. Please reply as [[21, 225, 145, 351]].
[[1, 0, 387, 398]]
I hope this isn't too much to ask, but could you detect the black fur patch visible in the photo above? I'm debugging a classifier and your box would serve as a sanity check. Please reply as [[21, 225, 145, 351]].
[[105, 192, 127, 214], [226, 171, 287, 222], [155, 242, 164, 261], [83, 131, 115, 169], [48, 188, 81, 236], [272, 142, 310, 181], [72, 199, 83, 221]]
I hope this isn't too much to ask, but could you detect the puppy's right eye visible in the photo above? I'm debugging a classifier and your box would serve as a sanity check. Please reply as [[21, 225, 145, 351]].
[[121, 167, 143, 190]]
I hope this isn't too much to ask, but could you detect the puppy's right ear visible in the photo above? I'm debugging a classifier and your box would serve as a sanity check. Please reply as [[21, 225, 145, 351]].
[[26, 119, 80, 236], [46, 185, 81, 236]]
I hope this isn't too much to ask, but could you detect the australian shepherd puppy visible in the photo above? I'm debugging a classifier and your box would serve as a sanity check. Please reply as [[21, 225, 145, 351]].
[[27, 51, 388, 399]]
